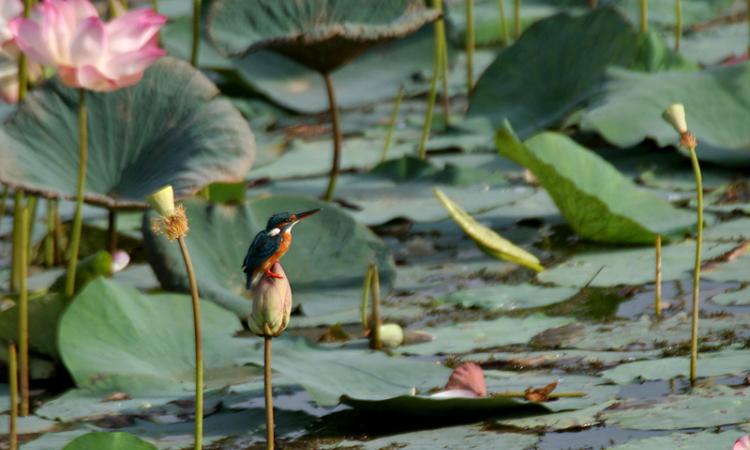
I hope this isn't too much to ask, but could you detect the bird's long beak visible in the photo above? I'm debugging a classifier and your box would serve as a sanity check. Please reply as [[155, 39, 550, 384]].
[[294, 208, 321, 222]]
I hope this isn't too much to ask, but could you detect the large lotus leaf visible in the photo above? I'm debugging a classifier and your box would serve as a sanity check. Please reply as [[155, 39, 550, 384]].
[[604, 0, 735, 30], [582, 65, 750, 166], [669, 22, 747, 66], [340, 395, 548, 419], [143, 197, 395, 318], [467, 8, 638, 137], [701, 252, 750, 283], [602, 385, 750, 430], [712, 286, 750, 306], [601, 349, 750, 384], [62, 432, 157, 450], [497, 124, 696, 244], [401, 315, 575, 356], [609, 430, 748, 450], [538, 241, 736, 288], [58, 278, 255, 394], [239, 337, 451, 407], [0, 292, 64, 360], [498, 400, 616, 432], [0, 58, 255, 208], [442, 283, 578, 311], [328, 425, 538, 450], [207, 0, 440, 73]]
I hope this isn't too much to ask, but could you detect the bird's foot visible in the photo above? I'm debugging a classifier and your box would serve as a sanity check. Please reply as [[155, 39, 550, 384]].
[[265, 269, 284, 280]]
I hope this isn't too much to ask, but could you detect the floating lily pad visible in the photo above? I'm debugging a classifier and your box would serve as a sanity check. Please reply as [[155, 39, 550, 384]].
[[498, 400, 616, 431], [705, 218, 750, 242], [143, 197, 394, 318], [669, 22, 748, 66], [0, 414, 59, 434], [0, 58, 255, 208], [58, 278, 255, 394], [609, 430, 747, 450], [538, 241, 736, 287], [701, 252, 750, 283], [582, 65, 750, 166], [712, 286, 750, 306], [62, 432, 157, 450], [600, 349, 750, 384], [401, 315, 575, 355], [442, 283, 577, 311], [602, 385, 750, 430], [497, 124, 696, 244], [23, 430, 94, 450], [207, 0, 440, 73], [239, 337, 451, 406]]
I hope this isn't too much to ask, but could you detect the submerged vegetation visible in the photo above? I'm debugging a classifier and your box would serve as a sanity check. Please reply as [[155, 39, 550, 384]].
[[1, 0, 750, 449]]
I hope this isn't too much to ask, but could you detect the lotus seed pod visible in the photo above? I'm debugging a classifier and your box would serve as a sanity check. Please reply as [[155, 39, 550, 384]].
[[378, 323, 404, 348], [248, 263, 292, 337], [662, 103, 688, 134], [147, 185, 175, 218]]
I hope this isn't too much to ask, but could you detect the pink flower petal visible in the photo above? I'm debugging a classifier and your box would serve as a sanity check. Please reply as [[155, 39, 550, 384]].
[[106, 7, 166, 54], [12, 18, 57, 65], [444, 362, 487, 398], [735, 436, 750, 450], [103, 45, 164, 79], [69, 16, 106, 66], [0, 0, 23, 43], [76, 64, 117, 91]]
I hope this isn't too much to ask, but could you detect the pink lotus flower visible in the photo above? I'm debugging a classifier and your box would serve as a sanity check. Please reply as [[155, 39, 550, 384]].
[[11, 0, 166, 91], [735, 436, 750, 450], [0, 0, 22, 55]]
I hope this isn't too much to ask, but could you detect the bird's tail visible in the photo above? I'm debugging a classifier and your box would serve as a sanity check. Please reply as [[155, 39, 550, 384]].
[[244, 269, 263, 290]]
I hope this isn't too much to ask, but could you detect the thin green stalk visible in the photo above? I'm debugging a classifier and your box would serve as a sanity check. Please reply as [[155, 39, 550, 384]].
[[9, 342, 18, 450], [107, 209, 118, 255], [687, 143, 703, 385], [513, 0, 521, 39], [361, 265, 373, 331], [675, 0, 682, 51], [491, 391, 586, 399], [381, 86, 404, 162], [64, 89, 87, 298], [191, 0, 202, 66], [640, 0, 648, 33], [0, 185, 8, 232], [18, 198, 29, 417], [369, 264, 382, 350], [417, 0, 445, 160], [26, 196, 37, 261], [497, 0, 509, 46], [177, 237, 203, 450], [16, 52, 27, 102], [119, 0, 127, 8], [465, 0, 475, 93], [44, 200, 54, 267], [11, 191, 23, 292], [438, 5, 450, 129], [322, 72, 342, 201], [655, 235, 662, 317], [53, 202, 63, 265], [264, 336, 274, 450]]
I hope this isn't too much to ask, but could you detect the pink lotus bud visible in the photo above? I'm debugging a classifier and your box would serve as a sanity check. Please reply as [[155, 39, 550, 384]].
[[735, 436, 750, 450], [11, 0, 166, 92], [443, 362, 487, 398], [248, 263, 292, 337]]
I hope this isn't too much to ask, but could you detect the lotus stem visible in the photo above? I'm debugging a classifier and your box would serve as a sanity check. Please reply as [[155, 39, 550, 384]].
[[674, 0, 682, 51], [18, 198, 29, 417], [686, 139, 702, 385], [53, 202, 63, 264], [177, 236, 203, 450], [264, 336, 274, 450], [44, 200, 54, 267], [10, 191, 22, 292], [120, 0, 127, 8], [0, 185, 7, 233], [497, 0, 509, 46], [26, 196, 37, 260], [491, 391, 586, 399], [439, 25, 450, 129], [381, 86, 404, 162], [107, 209, 118, 255], [418, 0, 445, 160], [465, 0, 475, 93], [322, 72, 342, 201], [369, 264, 382, 350], [8, 342, 18, 450], [361, 265, 374, 331], [64, 89, 88, 298], [16, 0, 31, 101], [655, 234, 662, 317], [191, 0, 202, 66], [640, 0, 648, 33], [513, 0, 521, 39]]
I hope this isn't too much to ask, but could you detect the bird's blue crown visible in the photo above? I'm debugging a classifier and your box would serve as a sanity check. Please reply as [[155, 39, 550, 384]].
[[266, 212, 292, 230]]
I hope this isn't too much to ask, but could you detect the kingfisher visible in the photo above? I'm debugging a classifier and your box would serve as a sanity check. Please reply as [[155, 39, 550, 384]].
[[242, 209, 321, 289]]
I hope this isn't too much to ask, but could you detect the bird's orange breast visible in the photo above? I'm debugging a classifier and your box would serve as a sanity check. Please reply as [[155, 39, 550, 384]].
[[260, 232, 292, 272]]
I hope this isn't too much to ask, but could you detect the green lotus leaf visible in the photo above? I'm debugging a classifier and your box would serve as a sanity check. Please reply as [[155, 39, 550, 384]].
[[142, 196, 395, 319], [609, 430, 747, 450], [468, 8, 690, 138], [582, 65, 750, 166], [62, 432, 157, 450], [496, 122, 696, 244], [58, 278, 255, 394], [340, 394, 548, 418], [0, 57, 255, 209], [207, 0, 440, 73]]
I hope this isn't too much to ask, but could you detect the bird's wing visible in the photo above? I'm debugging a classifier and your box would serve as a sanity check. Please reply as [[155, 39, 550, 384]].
[[242, 231, 280, 289]]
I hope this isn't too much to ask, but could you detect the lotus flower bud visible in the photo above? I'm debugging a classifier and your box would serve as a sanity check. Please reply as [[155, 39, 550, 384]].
[[378, 323, 404, 348], [662, 103, 688, 134], [148, 185, 175, 218], [735, 436, 750, 450], [248, 263, 292, 337], [444, 362, 487, 397]]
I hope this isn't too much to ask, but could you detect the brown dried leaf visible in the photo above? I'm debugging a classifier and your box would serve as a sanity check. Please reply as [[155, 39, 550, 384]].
[[524, 381, 558, 402]]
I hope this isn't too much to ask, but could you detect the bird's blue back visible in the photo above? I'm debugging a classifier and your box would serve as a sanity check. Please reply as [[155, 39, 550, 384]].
[[242, 229, 282, 289]]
